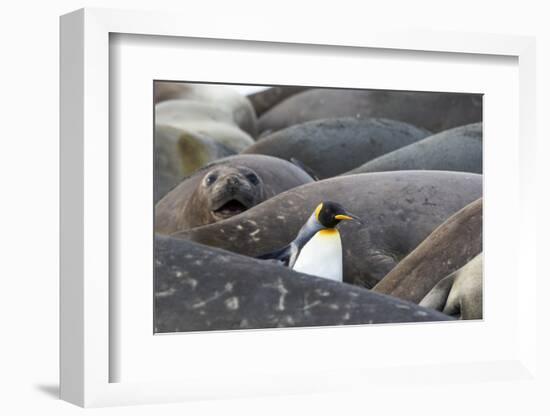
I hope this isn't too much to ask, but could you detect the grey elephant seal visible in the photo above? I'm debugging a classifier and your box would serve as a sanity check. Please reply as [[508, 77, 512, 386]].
[[373, 198, 482, 303], [258, 88, 482, 134], [243, 117, 430, 178], [155, 155, 314, 233], [154, 82, 257, 136], [155, 99, 255, 151], [172, 171, 482, 288], [155, 124, 235, 202], [247, 86, 310, 117], [345, 122, 482, 175], [154, 236, 452, 332], [420, 253, 483, 320]]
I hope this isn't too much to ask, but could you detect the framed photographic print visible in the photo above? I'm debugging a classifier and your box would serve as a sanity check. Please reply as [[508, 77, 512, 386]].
[[60, 8, 538, 408]]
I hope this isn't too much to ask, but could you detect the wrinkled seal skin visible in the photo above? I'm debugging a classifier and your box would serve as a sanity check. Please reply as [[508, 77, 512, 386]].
[[172, 171, 482, 288], [243, 117, 430, 179], [155, 155, 314, 233], [154, 236, 452, 332], [373, 198, 482, 303], [154, 81, 257, 136], [420, 254, 483, 320], [345, 123, 483, 175], [258, 88, 482, 134], [155, 124, 235, 202], [247, 86, 310, 117]]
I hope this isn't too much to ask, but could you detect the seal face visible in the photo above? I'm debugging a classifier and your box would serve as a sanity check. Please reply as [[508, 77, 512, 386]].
[[155, 154, 314, 233], [198, 165, 265, 222]]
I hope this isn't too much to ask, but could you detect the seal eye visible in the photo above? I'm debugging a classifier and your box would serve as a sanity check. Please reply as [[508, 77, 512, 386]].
[[205, 174, 217, 186], [246, 173, 259, 185]]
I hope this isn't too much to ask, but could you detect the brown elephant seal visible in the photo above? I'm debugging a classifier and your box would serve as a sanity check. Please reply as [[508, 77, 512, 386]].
[[243, 117, 430, 179], [154, 236, 452, 332], [155, 155, 314, 233], [420, 253, 483, 320], [153, 82, 257, 136], [155, 124, 235, 202], [155, 99, 255, 151], [247, 86, 310, 118], [172, 171, 482, 288], [344, 122, 482, 175], [373, 198, 482, 303], [258, 88, 482, 134]]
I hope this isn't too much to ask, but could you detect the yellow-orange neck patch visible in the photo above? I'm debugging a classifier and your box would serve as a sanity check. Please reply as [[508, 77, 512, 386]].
[[318, 228, 339, 236], [314, 202, 323, 220]]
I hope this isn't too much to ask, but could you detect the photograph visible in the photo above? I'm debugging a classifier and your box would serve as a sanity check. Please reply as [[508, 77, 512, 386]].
[[152, 82, 483, 333]]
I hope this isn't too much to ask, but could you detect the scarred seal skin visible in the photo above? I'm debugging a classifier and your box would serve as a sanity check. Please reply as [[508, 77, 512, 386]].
[[373, 198, 482, 303], [154, 236, 453, 333], [258, 88, 482, 134], [172, 171, 482, 288], [155, 154, 314, 233]]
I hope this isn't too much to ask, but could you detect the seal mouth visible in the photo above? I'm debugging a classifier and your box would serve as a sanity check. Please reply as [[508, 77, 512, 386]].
[[212, 199, 248, 219]]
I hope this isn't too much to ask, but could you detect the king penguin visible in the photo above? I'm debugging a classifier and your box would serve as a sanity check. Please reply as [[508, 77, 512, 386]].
[[258, 201, 362, 282]]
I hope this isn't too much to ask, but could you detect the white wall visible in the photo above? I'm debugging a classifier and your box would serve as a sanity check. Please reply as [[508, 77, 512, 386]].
[[0, 1, 548, 415]]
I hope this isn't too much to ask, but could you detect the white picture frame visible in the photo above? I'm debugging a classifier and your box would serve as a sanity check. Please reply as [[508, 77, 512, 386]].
[[60, 8, 538, 408]]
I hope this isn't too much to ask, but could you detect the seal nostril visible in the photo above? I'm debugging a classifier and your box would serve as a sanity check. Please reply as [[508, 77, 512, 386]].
[[227, 176, 240, 186]]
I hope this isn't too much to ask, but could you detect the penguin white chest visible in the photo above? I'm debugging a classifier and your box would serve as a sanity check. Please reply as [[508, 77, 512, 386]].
[[292, 229, 343, 282]]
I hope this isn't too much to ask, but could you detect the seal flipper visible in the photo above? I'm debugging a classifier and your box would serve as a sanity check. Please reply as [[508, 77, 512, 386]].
[[419, 273, 456, 312], [290, 158, 320, 181], [257, 243, 298, 267]]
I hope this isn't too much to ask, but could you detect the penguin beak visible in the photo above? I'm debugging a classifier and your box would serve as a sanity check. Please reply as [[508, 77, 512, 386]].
[[335, 212, 363, 225]]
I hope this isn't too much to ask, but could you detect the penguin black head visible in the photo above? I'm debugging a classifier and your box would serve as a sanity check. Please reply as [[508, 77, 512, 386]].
[[314, 201, 362, 228]]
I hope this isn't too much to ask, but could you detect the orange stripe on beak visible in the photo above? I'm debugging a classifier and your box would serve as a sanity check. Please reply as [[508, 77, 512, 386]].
[[335, 214, 353, 221]]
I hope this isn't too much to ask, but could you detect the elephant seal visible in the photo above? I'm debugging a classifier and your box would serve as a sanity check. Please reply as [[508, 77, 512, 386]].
[[155, 99, 255, 151], [243, 117, 430, 179], [373, 198, 482, 303], [172, 171, 482, 288], [247, 86, 310, 118], [345, 123, 483, 175], [420, 253, 483, 320], [154, 236, 452, 332], [155, 155, 314, 233], [258, 88, 482, 134], [153, 82, 257, 136], [155, 124, 235, 202]]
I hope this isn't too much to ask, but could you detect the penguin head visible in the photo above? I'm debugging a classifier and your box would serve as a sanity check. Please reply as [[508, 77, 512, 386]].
[[314, 201, 362, 228]]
